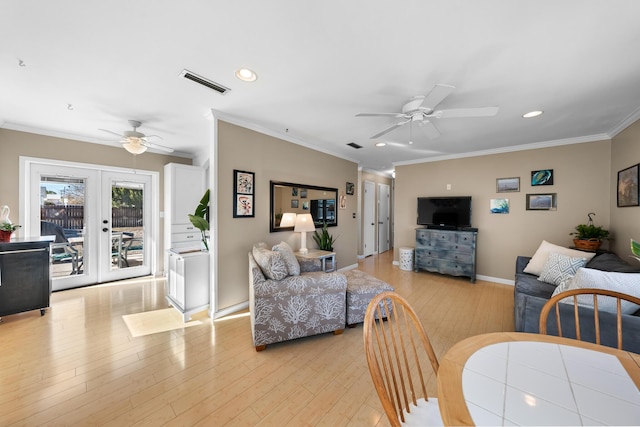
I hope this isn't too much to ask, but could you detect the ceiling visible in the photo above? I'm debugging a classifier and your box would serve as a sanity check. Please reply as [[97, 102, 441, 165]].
[[2, 1, 640, 176]]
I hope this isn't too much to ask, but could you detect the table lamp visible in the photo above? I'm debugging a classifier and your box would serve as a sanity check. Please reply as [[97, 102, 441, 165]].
[[279, 212, 296, 228], [294, 213, 316, 254]]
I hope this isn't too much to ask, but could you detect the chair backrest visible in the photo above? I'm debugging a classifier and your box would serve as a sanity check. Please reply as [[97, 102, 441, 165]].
[[539, 288, 640, 350], [363, 291, 439, 427]]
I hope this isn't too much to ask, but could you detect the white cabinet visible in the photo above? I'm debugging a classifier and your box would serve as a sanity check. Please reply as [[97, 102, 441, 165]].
[[164, 163, 207, 273], [167, 250, 210, 321]]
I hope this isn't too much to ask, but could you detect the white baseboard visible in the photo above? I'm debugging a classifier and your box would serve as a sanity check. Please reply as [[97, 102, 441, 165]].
[[476, 274, 515, 286], [210, 301, 249, 319], [338, 263, 358, 272]]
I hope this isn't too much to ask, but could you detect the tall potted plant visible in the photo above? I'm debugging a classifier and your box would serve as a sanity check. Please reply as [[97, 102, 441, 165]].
[[188, 189, 210, 251], [313, 222, 337, 251]]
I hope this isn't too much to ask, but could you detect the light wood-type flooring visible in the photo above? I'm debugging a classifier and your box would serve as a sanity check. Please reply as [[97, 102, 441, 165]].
[[0, 250, 515, 426]]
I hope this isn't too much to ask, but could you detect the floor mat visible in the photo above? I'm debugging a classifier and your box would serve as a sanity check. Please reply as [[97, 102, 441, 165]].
[[122, 308, 205, 337]]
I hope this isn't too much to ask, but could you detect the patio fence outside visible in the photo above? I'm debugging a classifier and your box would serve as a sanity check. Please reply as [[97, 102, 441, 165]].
[[41, 205, 143, 230]]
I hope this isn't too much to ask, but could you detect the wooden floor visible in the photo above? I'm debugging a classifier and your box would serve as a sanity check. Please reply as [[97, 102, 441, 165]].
[[0, 250, 515, 426]]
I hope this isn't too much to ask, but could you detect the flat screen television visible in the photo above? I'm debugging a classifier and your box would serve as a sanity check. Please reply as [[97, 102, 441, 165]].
[[417, 196, 472, 228]]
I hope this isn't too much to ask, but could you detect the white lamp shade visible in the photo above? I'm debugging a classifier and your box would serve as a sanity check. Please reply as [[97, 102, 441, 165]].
[[122, 138, 148, 155], [294, 213, 316, 232], [279, 212, 296, 228]]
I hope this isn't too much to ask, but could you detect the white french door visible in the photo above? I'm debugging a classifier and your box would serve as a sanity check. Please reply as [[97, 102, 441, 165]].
[[24, 159, 155, 291]]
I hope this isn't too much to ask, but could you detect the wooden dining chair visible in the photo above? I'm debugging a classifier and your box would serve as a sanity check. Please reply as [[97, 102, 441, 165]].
[[539, 288, 640, 350], [363, 291, 442, 426]]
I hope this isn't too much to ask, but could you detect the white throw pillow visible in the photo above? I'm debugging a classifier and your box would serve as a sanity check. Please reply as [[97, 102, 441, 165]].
[[523, 240, 596, 276], [551, 267, 640, 314], [252, 245, 288, 280], [272, 241, 300, 276], [538, 252, 587, 286]]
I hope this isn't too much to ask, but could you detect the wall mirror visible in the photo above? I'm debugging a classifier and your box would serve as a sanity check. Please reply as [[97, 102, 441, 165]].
[[270, 181, 338, 232]]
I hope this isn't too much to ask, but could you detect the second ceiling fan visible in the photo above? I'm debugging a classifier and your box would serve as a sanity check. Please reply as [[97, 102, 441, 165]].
[[356, 84, 499, 140]]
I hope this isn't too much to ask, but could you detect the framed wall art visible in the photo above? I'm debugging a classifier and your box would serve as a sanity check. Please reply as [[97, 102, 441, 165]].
[[291, 199, 299, 209], [496, 177, 520, 193], [233, 169, 255, 218], [617, 163, 639, 207], [346, 182, 355, 195], [531, 169, 554, 186], [526, 193, 557, 211], [490, 198, 510, 214]]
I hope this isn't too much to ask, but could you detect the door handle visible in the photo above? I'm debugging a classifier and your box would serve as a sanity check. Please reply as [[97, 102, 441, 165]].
[[102, 228, 109, 232]]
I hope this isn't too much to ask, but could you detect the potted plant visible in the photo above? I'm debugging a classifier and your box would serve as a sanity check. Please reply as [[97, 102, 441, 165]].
[[0, 222, 21, 242], [313, 222, 337, 251], [188, 189, 210, 251], [569, 213, 609, 251]]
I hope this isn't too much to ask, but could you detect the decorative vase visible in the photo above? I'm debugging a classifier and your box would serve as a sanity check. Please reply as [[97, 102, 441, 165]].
[[573, 238, 601, 251], [0, 230, 12, 242]]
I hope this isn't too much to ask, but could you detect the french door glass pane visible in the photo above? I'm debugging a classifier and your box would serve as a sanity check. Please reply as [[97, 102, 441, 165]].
[[40, 176, 86, 278], [110, 180, 145, 271]]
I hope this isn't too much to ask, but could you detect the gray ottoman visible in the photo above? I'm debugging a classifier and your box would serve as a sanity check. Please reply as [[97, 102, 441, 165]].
[[344, 269, 394, 327]]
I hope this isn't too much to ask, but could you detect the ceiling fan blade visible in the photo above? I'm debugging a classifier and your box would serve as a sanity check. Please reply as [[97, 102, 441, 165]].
[[370, 120, 410, 139], [142, 140, 174, 153], [421, 84, 456, 110], [98, 128, 124, 138], [143, 134, 164, 140], [418, 120, 441, 139], [356, 112, 405, 118], [437, 106, 499, 118]]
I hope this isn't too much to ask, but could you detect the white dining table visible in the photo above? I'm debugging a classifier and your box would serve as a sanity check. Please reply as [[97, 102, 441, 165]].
[[437, 332, 640, 426]]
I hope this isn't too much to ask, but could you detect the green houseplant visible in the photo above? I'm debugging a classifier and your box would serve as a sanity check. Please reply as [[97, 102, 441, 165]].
[[313, 222, 337, 251], [188, 189, 210, 251], [0, 222, 21, 242], [569, 213, 609, 251]]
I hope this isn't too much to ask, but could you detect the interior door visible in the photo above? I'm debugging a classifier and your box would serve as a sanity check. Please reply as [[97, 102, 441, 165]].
[[363, 181, 375, 257], [378, 183, 390, 253]]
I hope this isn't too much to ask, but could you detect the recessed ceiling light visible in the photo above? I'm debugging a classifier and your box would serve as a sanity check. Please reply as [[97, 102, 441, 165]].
[[235, 68, 257, 82], [522, 110, 543, 118], [375, 142, 386, 147]]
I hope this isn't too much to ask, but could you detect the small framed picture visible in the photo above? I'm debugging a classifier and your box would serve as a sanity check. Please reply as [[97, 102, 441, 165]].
[[300, 189, 307, 199], [291, 187, 298, 197], [617, 163, 639, 207], [302, 201, 309, 210], [233, 169, 255, 218], [526, 193, 557, 210], [490, 199, 509, 214], [291, 199, 299, 209], [346, 182, 355, 195], [496, 177, 520, 193], [531, 169, 554, 186]]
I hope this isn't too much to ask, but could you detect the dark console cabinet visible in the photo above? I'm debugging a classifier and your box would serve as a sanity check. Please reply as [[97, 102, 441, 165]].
[[0, 239, 52, 317], [415, 228, 477, 283]]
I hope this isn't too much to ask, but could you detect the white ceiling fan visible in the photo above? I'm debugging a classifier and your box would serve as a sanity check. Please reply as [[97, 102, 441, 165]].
[[99, 120, 174, 155], [356, 84, 499, 140]]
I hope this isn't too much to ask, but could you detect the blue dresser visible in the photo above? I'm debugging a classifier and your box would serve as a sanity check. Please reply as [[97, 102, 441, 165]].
[[415, 228, 477, 283]]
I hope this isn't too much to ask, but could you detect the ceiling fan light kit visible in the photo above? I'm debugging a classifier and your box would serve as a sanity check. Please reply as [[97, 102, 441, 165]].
[[99, 119, 175, 155]]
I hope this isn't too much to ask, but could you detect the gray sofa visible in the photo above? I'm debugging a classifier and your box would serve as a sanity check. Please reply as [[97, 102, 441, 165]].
[[514, 253, 640, 353]]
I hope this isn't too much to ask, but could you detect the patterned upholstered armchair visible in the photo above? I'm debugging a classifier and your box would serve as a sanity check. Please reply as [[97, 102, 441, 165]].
[[248, 242, 347, 351]]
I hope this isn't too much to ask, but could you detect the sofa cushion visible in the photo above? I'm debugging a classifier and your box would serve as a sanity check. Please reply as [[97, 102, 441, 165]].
[[253, 271, 347, 298], [586, 253, 640, 273], [523, 240, 595, 276], [538, 252, 587, 286], [252, 245, 288, 280], [551, 267, 640, 314], [272, 241, 300, 276]]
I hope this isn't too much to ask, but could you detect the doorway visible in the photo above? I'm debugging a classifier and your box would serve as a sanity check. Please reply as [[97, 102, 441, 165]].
[[378, 183, 390, 253], [22, 158, 157, 291], [363, 180, 375, 257]]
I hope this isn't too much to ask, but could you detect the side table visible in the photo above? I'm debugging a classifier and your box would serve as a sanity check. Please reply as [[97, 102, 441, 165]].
[[295, 249, 336, 272]]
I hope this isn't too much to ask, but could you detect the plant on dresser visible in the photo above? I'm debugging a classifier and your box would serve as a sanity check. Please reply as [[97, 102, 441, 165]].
[[415, 228, 478, 283]]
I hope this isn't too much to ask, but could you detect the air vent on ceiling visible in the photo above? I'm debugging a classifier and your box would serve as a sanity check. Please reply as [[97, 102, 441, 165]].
[[347, 142, 363, 149], [180, 69, 231, 95]]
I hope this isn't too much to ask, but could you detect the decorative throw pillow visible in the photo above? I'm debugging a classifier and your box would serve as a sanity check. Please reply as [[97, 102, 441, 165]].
[[538, 252, 587, 286], [272, 241, 300, 276], [523, 240, 596, 276], [551, 267, 640, 314], [252, 245, 288, 280]]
